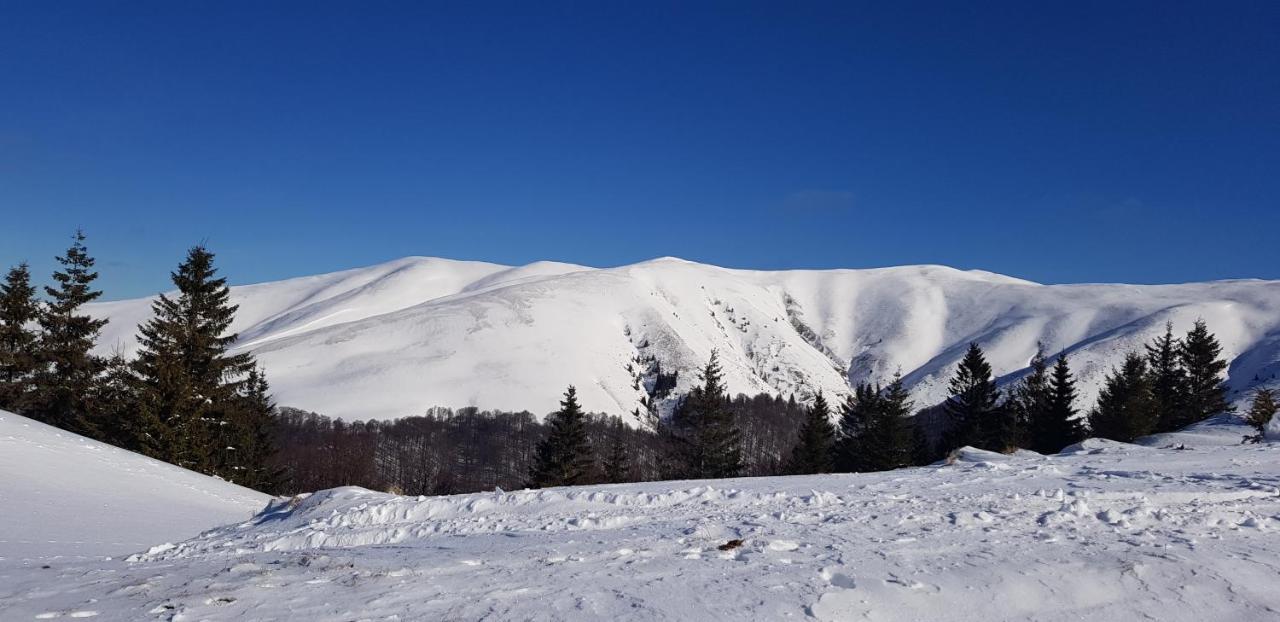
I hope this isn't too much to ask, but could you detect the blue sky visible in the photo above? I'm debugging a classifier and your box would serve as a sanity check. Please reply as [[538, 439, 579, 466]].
[[2, 2, 1277, 299]]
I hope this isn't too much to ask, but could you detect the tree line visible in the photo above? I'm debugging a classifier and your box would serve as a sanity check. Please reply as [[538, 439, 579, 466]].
[[0, 231, 278, 490]]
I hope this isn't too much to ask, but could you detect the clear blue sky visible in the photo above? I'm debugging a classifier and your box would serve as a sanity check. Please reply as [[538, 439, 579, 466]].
[[2, 2, 1277, 299]]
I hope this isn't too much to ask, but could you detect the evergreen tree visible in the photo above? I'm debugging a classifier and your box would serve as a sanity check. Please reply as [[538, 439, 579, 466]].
[[601, 420, 632, 483], [1146, 322, 1187, 433], [132, 245, 254, 472], [1089, 352, 1157, 442], [942, 343, 1008, 452], [225, 367, 280, 491], [528, 385, 595, 488], [1244, 388, 1277, 440], [1179, 319, 1231, 427], [833, 382, 879, 472], [1040, 354, 1085, 452], [670, 350, 742, 479], [0, 262, 40, 414], [785, 392, 835, 474], [864, 373, 916, 470], [1007, 347, 1050, 451], [81, 353, 139, 448], [31, 230, 108, 429]]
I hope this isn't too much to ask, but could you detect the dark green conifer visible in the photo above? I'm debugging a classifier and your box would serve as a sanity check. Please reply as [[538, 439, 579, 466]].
[[833, 383, 879, 472], [0, 262, 40, 414], [785, 392, 835, 474], [32, 230, 108, 429], [225, 367, 280, 491], [1007, 347, 1049, 451], [1179, 319, 1231, 427], [1089, 352, 1157, 442], [1245, 388, 1276, 439], [601, 420, 632, 483], [1041, 353, 1085, 452], [671, 351, 742, 479], [528, 386, 595, 488], [80, 353, 139, 448], [943, 343, 1007, 452], [132, 245, 254, 472], [1146, 322, 1187, 433]]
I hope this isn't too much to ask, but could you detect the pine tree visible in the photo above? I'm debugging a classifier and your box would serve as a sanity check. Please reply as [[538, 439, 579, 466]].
[[670, 351, 742, 479], [0, 262, 40, 414], [1146, 322, 1187, 433], [1244, 388, 1277, 439], [833, 383, 879, 472], [785, 392, 835, 474], [1179, 319, 1231, 427], [528, 386, 595, 488], [601, 420, 632, 483], [943, 343, 1007, 452], [1007, 347, 1050, 451], [1040, 354, 1085, 452], [31, 230, 108, 429], [132, 245, 254, 472], [225, 367, 280, 492], [1089, 352, 1157, 442]]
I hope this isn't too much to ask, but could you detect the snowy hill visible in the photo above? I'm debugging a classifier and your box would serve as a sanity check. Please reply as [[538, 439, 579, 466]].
[[88, 257, 1280, 422], [4, 418, 1278, 620], [0, 410, 269, 560]]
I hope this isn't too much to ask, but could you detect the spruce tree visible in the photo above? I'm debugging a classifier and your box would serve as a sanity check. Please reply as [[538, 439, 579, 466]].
[[833, 382, 879, 472], [1007, 347, 1050, 451], [81, 353, 139, 448], [1040, 354, 1085, 452], [226, 367, 280, 491], [785, 392, 835, 474], [1179, 319, 1231, 427], [32, 230, 108, 429], [528, 385, 595, 488], [671, 350, 742, 479], [1146, 322, 1187, 433], [864, 373, 916, 471], [1089, 352, 1157, 442], [132, 245, 254, 472], [1244, 388, 1277, 440], [942, 343, 1007, 452], [0, 262, 40, 414]]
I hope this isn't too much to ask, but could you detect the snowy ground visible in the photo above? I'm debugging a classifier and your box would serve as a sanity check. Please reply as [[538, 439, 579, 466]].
[[3, 414, 1278, 621]]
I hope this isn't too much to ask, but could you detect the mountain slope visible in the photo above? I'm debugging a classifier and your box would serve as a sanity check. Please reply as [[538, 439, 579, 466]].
[[0, 410, 270, 560], [88, 257, 1280, 422]]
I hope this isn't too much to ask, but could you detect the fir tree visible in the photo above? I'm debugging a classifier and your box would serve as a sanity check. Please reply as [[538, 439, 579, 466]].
[[31, 230, 108, 429], [601, 420, 632, 483], [226, 367, 280, 492], [1146, 322, 1187, 433], [863, 373, 916, 471], [943, 343, 1008, 452], [785, 392, 835, 474], [1089, 352, 1157, 442], [670, 350, 742, 479], [81, 353, 139, 448], [1040, 353, 1085, 452], [132, 245, 254, 472], [0, 262, 40, 414], [1244, 388, 1277, 440], [833, 383, 879, 472], [1007, 347, 1050, 451], [1179, 319, 1231, 427], [528, 385, 595, 488]]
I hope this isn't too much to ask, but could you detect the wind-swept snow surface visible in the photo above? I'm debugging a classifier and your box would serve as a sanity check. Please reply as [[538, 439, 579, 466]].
[[3, 419, 1278, 621], [0, 411, 269, 560], [87, 257, 1280, 422]]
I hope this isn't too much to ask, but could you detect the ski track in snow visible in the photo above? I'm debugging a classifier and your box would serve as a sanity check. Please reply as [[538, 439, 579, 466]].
[[3, 416, 1279, 621]]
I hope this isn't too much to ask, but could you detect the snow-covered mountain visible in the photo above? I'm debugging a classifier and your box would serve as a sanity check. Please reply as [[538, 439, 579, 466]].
[[88, 257, 1280, 423], [0, 410, 269, 560]]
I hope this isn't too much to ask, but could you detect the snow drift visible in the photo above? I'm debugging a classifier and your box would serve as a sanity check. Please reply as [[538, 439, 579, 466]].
[[87, 256, 1280, 422]]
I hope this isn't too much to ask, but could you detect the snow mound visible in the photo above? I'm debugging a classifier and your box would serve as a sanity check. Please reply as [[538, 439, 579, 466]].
[[85, 256, 1280, 422], [0, 410, 270, 559], [1060, 438, 1151, 455]]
